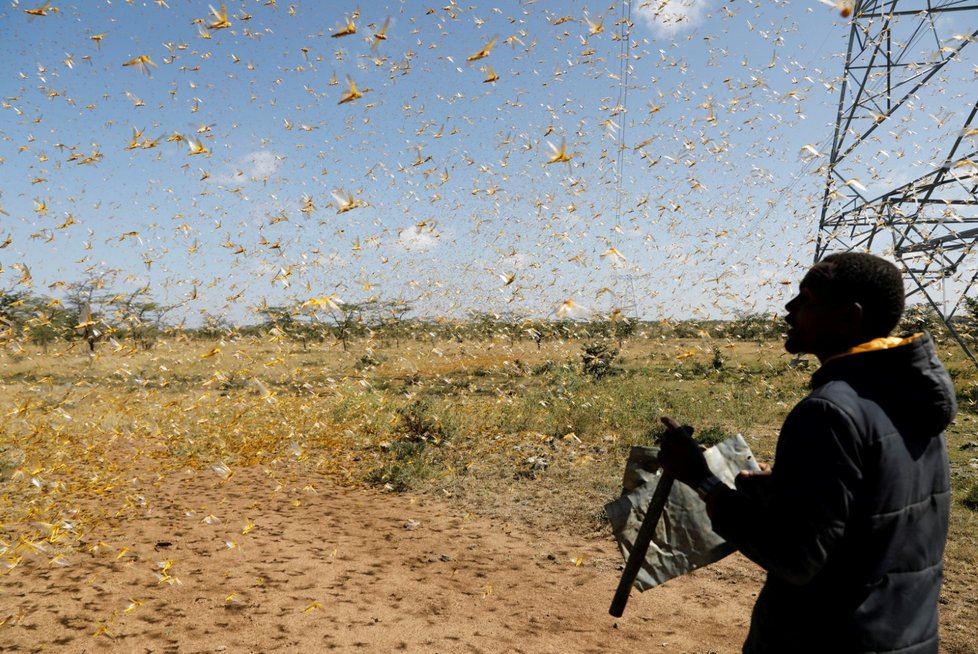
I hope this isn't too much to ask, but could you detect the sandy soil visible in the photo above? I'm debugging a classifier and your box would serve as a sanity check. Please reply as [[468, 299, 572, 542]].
[[0, 465, 760, 653]]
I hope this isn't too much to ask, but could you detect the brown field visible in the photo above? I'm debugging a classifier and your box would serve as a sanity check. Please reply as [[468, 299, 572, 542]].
[[1, 332, 976, 652]]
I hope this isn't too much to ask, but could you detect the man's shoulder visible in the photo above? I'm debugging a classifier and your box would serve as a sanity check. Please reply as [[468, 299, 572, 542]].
[[801, 379, 862, 410], [788, 381, 871, 432], [792, 377, 908, 446]]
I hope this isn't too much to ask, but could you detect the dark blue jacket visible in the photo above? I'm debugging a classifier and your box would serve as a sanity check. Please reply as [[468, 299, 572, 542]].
[[709, 332, 954, 653]]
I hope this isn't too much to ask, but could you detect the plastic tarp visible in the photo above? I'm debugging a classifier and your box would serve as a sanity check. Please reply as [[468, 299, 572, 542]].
[[605, 435, 760, 590]]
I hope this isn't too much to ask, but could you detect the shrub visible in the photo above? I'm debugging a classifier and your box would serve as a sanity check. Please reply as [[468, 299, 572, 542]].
[[365, 400, 456, 491], [963, 482, 978, 512], [647, 424, 731, 448], [694, 425, 731, 448], [711, 345, 725, 371], [581, 342, 622, 379], [0, 445, 24, 481], [532, 360, 560, 375], [723, 313, 782, 341], [367, 440, 439, 492], [396, 399, 453, 444], [900, 303, 947, 339], [354, 352, 381, 371]]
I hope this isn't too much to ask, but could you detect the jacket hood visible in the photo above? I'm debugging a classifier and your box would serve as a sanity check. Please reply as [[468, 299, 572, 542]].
[[811, 331, 956, 437]]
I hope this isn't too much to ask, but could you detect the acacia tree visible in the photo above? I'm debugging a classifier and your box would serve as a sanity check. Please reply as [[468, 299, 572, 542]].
[[613, 316, 638, 348], [0, 289, 32, 340], [900, 303, 946, 339], [24, 298, 76, 349], [193, 312, 235, 340], [526, 327, 543, 349], [64, 276, 112, 352], [724, 312, 782, 342], [466, 311, 521, 342], [110, 287, 173, 349], [959, 296, 978, 343], [374, 299, 413, 346], [260, 305, 300, 337], [264, 304, 326, 350], [326, 300, 372, 351]]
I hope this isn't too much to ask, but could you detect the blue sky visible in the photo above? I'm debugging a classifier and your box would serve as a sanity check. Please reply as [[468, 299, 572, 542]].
[[2, 0, 960, 326]]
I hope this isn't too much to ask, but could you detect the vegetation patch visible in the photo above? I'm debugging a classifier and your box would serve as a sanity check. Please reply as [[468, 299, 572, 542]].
[[581, 342, 622, 379], [963, 483, 978, 512], [1, 324, 977, 650]]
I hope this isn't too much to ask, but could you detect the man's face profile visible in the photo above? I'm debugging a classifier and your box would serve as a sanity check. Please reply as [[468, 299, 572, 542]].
[[784, 275, 856, 361]]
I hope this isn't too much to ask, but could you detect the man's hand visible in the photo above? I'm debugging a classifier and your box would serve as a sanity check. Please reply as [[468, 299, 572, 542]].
[[738, 462, 772, 480], [732, 462, 771, 503], [658, 416, 712, 488]]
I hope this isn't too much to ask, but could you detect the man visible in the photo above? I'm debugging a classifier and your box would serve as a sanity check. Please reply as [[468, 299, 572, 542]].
[[658, 252, 955, 653]]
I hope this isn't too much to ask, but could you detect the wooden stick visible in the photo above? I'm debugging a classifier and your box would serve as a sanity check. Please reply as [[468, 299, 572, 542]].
[[609, 474, 674, 618]]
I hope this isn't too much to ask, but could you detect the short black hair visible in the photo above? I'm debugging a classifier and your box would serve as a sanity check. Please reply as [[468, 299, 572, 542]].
[[804, 252, 905, 338]]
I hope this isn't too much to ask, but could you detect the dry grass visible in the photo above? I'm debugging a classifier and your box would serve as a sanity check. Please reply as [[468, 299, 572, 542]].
[[1, 332, 976, 648]]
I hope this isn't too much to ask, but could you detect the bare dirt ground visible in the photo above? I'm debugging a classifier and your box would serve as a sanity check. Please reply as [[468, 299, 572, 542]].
[[0, 464, 759, 653], [1, 336, 975, 653]]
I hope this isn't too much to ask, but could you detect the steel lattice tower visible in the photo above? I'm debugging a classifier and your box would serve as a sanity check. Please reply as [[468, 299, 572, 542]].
[[816, 0, 978, 364]]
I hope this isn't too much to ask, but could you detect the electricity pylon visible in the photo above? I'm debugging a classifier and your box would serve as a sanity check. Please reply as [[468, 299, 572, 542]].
[[816, 0, 978, 365]]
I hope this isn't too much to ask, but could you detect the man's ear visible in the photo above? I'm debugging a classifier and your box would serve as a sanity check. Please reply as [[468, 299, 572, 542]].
[[846, 301, 865, 338]]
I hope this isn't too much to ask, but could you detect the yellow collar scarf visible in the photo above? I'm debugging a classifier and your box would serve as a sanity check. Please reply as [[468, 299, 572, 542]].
[[823, 332, 923, 365]]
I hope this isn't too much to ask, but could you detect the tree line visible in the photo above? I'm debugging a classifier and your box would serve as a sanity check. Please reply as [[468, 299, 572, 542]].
[[3, 282, 965, 353]]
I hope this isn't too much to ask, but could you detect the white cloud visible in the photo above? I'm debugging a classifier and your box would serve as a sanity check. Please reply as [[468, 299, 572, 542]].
[[636, 0, 709, 36], [500, 250, 531, 270], [243, 151, 281, 180], [396, 226, 440, 252], [213, 150, 282, 184]]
